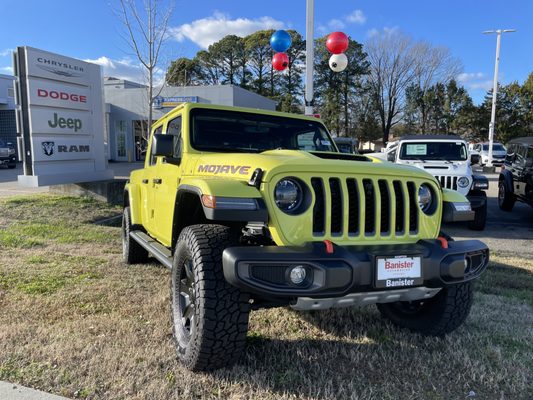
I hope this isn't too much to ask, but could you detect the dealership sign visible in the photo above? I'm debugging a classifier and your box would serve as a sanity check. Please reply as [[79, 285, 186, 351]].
[[14, 46, 112, 186], [153, 95, 198, 108]]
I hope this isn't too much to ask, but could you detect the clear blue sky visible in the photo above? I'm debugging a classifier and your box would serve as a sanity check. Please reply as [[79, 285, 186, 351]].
[[1, 0, 531, 103]]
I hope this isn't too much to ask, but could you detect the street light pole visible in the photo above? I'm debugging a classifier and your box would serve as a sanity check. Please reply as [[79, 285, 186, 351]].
[[305, 0, 314, 115], [483, 29, 515, 168]]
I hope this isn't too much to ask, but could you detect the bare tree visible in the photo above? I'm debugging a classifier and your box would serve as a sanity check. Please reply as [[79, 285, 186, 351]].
[[410, 42, 462, 132], [366, 31, 462, 144], [366, 32, 417, 145], [117, 0, 173, 134]]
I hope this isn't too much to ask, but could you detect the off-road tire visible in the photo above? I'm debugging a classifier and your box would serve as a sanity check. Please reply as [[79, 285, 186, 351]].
[[122, 206, 149, 264], [377, 281, 474, 336], [468, 195, 487, 231], [171, 224, 250, 371], [498, 180, 515, 211]]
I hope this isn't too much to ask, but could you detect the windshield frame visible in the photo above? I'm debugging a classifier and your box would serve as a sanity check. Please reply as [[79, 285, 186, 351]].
[[399, 141, 468, 161], [189, 108, 337, 154]]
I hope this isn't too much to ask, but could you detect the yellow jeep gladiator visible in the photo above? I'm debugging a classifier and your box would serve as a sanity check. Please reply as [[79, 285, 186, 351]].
[[122, 103, 489, 371]]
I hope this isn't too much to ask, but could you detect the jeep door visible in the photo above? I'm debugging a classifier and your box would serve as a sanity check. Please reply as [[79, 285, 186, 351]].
[[141, 125, 164, 236], [150, 114, 184, 246], [513, 145, 528, 197]]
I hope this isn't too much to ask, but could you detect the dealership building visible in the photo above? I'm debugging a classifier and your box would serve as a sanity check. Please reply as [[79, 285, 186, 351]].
[[103, 78, 277, 162], [0, 74, 16, 146]]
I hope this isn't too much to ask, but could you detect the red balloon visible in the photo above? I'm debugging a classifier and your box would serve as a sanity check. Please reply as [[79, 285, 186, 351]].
[[272, 52, 289, 71], [326, 32, 349, 54]]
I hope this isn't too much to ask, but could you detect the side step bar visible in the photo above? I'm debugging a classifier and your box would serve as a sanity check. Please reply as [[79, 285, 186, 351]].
[[129, 231, 173, 269]]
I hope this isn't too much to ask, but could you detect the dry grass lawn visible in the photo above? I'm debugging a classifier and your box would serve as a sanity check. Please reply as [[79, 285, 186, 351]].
[[0, 195, 531, 399]]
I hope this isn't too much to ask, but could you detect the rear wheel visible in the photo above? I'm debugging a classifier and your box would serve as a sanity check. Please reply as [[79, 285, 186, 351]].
[[377, 281, 474, 336], [498, 180, 515, 211], [171, 224, 250, 371], [122, 206, 149, 264]]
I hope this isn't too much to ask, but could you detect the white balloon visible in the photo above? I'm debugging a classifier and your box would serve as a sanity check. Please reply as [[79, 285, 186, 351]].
[[329, 53, 348, 72]]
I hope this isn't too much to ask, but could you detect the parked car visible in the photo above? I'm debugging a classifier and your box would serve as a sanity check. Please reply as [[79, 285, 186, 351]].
[[472, 142, 507, 166], [122, 103, 488, 371], [498, 137, 533, 211], [381, 135, 488, 230], [0, 139, 16, 169]]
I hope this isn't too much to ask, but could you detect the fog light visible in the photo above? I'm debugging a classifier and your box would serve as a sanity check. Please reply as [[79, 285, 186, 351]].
[[289, 266, 307, 285]]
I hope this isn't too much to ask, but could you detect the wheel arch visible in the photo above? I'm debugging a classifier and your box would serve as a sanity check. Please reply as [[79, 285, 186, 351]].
[[124, 183, 143, 225]]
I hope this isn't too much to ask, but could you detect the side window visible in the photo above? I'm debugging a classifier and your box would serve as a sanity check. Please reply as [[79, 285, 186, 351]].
[[516, 145, 527, 166], [167, 116, 182, 158], [528, 146, 533, 161], [149, 125, 163, 166]]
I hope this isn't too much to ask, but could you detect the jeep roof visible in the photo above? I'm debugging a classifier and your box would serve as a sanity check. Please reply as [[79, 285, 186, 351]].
[[399, 134, 464, 141], [507, 136, 533, 146]]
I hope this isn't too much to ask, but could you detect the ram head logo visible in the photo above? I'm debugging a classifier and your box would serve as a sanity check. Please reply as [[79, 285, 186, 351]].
[[42, 141, 55, 156]]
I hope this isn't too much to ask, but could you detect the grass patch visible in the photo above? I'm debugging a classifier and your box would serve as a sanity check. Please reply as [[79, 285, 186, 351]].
[[0, 195, 531, 399], [477, 257, 533, 306]]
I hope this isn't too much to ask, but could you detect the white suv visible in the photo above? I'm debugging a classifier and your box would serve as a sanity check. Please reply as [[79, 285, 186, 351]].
[[383, 135, 488, 230]]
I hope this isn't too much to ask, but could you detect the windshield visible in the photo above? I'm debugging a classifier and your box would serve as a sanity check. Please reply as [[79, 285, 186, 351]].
[[190, 108, 336, 153], [482, 144, 506, 151], [337, 143, 354, 154], [399, 141, 468, 161]]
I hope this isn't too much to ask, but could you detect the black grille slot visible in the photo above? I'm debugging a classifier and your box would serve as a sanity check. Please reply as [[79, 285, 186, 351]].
[[363, 179, 375, 234], [329, 178, 343, 235], [251, 265, 287, 285], [378, 180, 390, 234], [452, 176, 458, 191], [346, 178, 359, 235], [311, 178, 325, 235], [393, 180, 404, 233], [407, 182, 418, 233]]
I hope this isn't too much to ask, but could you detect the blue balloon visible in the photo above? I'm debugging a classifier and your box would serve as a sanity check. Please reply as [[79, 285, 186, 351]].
[[270, 30, 292, 53]]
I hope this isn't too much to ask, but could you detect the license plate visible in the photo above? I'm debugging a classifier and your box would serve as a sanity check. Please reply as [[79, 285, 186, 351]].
[[375, 255, 423, 289]]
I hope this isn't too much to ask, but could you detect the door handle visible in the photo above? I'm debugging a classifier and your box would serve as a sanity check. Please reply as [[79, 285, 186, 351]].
[[142, 179, 149, 184], [153, 178, 162, 184]]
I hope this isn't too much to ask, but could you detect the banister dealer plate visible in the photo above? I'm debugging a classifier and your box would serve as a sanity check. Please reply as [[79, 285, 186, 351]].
[[375, 255, 423, 289]]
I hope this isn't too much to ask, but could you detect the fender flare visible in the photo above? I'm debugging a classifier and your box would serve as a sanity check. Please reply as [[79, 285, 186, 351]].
[[124, 183, 143, 226], [176, 184, 268, 223]]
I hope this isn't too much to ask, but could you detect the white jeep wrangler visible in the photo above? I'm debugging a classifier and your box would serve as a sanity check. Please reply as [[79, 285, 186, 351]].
[[382, 135, 488, 230]]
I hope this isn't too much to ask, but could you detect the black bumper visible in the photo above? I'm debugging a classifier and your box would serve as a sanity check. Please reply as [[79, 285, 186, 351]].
[[222, 239, 489, 299], [0, 155, 16, 165]]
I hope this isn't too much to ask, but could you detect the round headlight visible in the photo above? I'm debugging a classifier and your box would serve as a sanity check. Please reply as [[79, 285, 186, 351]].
[[275, 179, 303, 212], [457, 177, 469, 188], [418, 184, 433, 214]]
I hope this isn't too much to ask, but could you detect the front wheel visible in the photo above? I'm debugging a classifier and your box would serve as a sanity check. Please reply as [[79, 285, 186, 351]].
[[377, 281, 474, 336], [498, 180, 515, 211], [171, 224, 250, 371], [468, 195, 487, 231]]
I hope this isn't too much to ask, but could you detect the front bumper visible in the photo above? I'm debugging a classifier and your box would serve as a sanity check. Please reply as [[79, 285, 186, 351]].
[[222, 239, 488, 300], [0, 155, 16, 165]]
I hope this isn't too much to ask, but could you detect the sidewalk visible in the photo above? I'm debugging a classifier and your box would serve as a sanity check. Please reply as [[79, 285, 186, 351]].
[[0, 381, 69, 400]]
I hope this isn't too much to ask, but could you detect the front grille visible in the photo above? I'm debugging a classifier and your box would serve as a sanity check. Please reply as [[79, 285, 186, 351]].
[[435, 175, 458, 190], [310, 177, 420, 237], [0, 149, 8, 157]]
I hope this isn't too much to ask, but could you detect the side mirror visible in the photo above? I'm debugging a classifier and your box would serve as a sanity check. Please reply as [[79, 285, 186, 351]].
[[470, 154, 480, 165], [151, 133, 173, 157], [387, 152, 395, 162]]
